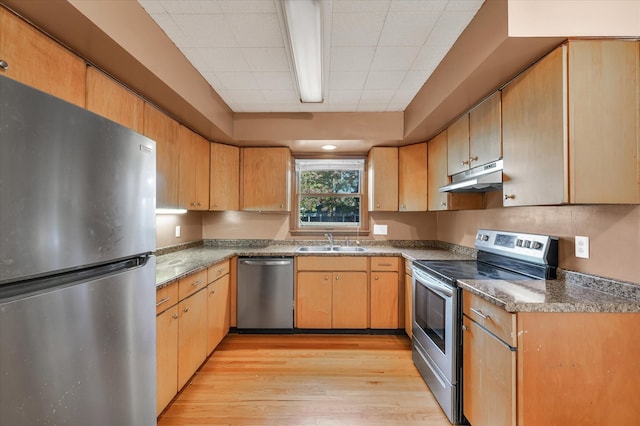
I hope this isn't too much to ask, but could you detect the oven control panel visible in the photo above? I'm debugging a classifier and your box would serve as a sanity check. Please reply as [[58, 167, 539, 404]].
[[475, 229, 558, 265]]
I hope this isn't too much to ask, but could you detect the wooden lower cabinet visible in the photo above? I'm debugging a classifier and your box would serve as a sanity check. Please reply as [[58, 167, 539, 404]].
[[370, 272, 399, 329], [296, 272, 332, 328], [206, 273, 230, 354], [177, 289, 207, 390], [332, 272, 368, 328], [156, 304, 178, 417]]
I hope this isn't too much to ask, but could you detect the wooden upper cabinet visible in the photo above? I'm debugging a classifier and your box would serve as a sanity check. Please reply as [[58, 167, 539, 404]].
[[85, 67, 144, 132], [368, 147, 398, 211], [144, 103, 180, 209], [447, 113, 470, 176], [568, 39, 640, 204], [503, 40, 639, 206], [428, 130, 483, 211], [469, 91, 502, 167], [242, 147, 291, 211], [0, 7, 86, 107], [210, 143, 240, 211], [398, 143, 428, 211], [178, 125, 210, 211]]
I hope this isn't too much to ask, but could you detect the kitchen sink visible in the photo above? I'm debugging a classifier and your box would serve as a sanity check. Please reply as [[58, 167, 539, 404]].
[[295, 246, 367, 253]]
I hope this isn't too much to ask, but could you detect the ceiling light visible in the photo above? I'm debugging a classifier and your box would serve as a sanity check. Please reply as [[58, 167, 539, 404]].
[[321, 144, 337, 151], [283, 0, 323, 103]]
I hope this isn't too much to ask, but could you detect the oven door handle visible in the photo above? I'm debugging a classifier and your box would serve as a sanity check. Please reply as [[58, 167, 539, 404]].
[[413, 269, 453, 298]]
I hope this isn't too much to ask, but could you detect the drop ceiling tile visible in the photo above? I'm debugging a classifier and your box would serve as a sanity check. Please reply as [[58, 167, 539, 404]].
[[242, 48, 290, 72], [329, 71, 368, 90], [446, 0, 485, 11], [365, 71, 407, 90], [332, 12, 386, 47], [359, 89, 395, 104], [145, 13, 190, 46], [215, 72, 259, 90], [370, 46, 421, 71], [172, 13, 236, 47], [389, 0, 447, 12], [357, 103, 391, 112], [220, 90, 266, 105], [160, 1, 222, 14], [217, 0, 277, 14], [399, 70, 430, 91], [333, 0, 390, 13], [411, 44, 450, 71], [261, 90, 299, 104], [254, 72, 295, 91], [328, 90, 362, 104], [330, 47, 376, 71], [138, 1, 165, 15], [225, 13, 283, 47], [427, 11, 477, 45], [182, 47, 251, 71], [390, 89, 418, 105], [378, 11, 440, 46]]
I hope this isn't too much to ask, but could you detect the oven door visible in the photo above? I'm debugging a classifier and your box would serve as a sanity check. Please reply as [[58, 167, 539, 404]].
[[412, 267, 458, 383]]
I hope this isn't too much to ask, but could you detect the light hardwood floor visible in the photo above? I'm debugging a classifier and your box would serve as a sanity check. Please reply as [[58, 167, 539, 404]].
[[158, 334, 451, 425]]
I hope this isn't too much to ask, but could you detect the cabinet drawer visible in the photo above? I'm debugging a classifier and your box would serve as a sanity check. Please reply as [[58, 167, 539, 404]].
[[207, 259, 230, 283], [297, 256, 368, 271], [156, 282, 179, 315], [371, 256, 399, 271], [178, 270, 208, 301], [463, 291, 516, 346]]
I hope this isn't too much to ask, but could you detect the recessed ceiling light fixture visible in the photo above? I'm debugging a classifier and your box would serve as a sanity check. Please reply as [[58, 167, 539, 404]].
[[321, 144, 337, 151], [283, 0, 323, 103]]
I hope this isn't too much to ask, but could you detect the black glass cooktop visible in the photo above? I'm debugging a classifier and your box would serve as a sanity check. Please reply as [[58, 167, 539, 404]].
[[413, 259, 537, 286]]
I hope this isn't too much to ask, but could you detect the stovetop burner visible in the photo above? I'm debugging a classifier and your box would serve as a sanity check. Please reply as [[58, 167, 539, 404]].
[[413, 259, 539, 286]]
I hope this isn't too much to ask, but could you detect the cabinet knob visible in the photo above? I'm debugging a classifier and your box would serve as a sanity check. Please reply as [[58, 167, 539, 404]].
[[213, 203, 218, 207], [279, 204, 284, 208], [183, 307, 189, 313], [210, 290, 216, 294], [324, 275, 329, 280], [374, 276, 379, 280], [440, 202, 447, 207], [191, 202, 197, 206], [0, 60, 8, 71], [504, 194, 515, 200], [461, 160, 470, 166], [469, 156, 478, 163], [376, 203, 380, 208], [172, 313, 178, 319], [335, 275, 340, 281], [461, 324, 468, 331]]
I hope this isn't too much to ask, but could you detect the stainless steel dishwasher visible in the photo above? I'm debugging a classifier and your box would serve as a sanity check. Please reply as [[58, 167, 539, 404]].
[[237, 257, 294, 330]]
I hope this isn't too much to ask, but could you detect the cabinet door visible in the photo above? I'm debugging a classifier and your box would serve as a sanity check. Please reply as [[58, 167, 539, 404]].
[[0, 8, 86, 107], [463, 316, 516, 426], [179, 126, 210, 210], [368, 147, 398, 211], [242, 147, 291, 211], [156, 305, 178, 416], [210, 143, 240, 210], [332, 272, 368, 329], [398, 143, 428, 211], [144, 103, 180, 209], [569, 40, 640, 204], [469, 91, 502, 167], [296, 272, 332, 328], [370, 272, 399, 329], [177, 289, 207, 389], [447, 113, 470, 175], [206, 274, 230, 355], [502, 45, 568, 206], [85, 67, 144, 132]]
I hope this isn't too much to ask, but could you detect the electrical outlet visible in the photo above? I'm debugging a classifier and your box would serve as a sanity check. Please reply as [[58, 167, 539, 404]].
[[575, 236, 589, 259], [373, 224, 388, 235], [175, 225, 181, 238]]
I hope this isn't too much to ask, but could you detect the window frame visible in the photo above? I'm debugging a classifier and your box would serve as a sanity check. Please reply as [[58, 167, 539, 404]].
[[290, 156, 369, 236]]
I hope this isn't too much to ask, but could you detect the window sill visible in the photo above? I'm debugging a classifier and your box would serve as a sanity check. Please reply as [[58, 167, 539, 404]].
[[290, 229, 370, 237]]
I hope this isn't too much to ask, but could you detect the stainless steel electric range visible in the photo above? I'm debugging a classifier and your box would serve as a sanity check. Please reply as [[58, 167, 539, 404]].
[[411, 229, 558, 424]]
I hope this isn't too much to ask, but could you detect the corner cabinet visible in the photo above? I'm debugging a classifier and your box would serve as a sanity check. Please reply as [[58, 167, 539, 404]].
[[427, 130, 483, 211], [241, 147, 291, 211], [210, 143, 240, 211], [178, 125, 210, 211], [502, 40, 640, 206], [398, 143, 428, 211], [368, 147, 399, 211]]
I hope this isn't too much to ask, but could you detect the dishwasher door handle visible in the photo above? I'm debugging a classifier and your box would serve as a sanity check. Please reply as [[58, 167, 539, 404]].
[[239, 259, 292, 266]]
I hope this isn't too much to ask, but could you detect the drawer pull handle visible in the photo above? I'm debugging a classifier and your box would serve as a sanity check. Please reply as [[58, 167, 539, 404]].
[[156, 297, 171, 307], [470, 307, 489, 320], [377, 263, 393, 267], [192, 280, 203, 286]]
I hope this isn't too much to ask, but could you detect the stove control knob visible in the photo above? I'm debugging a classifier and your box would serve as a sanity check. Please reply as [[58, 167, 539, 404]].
[[481, 234, 489, 241], [523, 240, 532, 248], [516, 239, 523, 247], [532, 241, 543, 250]]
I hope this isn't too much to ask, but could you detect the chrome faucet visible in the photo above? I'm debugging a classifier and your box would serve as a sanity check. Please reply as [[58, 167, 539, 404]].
[[324, 233, 334, 248]]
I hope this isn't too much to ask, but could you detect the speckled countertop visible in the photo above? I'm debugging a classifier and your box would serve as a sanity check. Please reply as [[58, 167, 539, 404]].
[[156, 240, 640, 313]]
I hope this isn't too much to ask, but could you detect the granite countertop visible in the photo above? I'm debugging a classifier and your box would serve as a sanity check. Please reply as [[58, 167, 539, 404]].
[[457, 278, 640, 313], [155, 241, 640, 313]]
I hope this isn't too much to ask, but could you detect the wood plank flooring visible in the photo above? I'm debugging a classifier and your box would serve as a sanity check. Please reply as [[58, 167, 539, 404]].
[[158, 334, 451, 425]]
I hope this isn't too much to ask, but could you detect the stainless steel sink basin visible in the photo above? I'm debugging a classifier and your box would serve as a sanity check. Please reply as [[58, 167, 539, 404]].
[[295, 246, 367, 253]]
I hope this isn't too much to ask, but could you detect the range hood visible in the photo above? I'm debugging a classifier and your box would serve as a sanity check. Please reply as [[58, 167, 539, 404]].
[[439, 159, 503, 193]]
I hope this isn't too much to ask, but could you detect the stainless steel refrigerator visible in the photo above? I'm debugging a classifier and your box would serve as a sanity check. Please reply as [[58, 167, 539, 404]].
[[0, 75, 157, 425]]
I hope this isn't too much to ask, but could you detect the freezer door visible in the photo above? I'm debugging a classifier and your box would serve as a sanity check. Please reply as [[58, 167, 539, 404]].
[[0, 257, 156, 426], [0, 75, 156, 283]]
